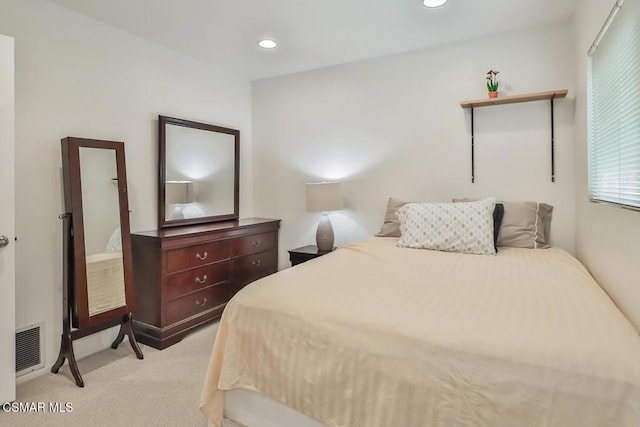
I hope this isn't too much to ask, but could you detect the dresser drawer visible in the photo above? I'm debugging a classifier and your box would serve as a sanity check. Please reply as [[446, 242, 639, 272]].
[[232, 248, 278, 287], [166, 284, 230, 326], [166, 239, 230, 273], [231, 232, 277, 257], [165, 261, 230, 300]]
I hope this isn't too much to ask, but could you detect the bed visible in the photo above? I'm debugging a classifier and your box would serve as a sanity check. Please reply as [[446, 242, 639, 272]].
[[200, 237, 640, 426]]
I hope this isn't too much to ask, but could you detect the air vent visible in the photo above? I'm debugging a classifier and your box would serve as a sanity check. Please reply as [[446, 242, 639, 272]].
[[16, 322, 45, 377]]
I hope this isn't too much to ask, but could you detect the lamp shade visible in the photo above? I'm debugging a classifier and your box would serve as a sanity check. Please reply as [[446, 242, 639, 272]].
[[306, 182, 343, 212], [165, 180, 194, 204]]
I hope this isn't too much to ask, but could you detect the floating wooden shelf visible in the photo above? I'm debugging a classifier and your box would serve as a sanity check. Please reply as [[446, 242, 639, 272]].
[[460, 89, 568, 109], [460, 89, 569, 183]]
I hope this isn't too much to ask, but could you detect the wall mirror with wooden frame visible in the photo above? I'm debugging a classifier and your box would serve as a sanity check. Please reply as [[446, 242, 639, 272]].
[[53, 137, 143, 388], [159, 115, 240, 228]]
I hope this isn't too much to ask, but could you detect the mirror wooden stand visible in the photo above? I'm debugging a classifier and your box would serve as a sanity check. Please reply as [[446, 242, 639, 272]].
[[53, 137, 143, 387]]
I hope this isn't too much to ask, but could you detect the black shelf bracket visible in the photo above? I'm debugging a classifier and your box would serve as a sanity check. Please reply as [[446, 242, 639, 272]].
[[467, 99, 558, 183], [471, 107, 475, 184], [550, 99, 555, 182]]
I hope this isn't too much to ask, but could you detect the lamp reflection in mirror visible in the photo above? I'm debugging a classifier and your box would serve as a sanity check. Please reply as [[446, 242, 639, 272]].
[[306, 182, 343, 251], [166, 180, 194, 220]]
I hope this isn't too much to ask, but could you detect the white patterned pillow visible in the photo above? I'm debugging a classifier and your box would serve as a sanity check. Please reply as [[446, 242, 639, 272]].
[[397, 198, 496, 255]]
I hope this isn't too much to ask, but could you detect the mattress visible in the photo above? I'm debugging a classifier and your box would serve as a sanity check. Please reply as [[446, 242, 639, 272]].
[[200, 237, 640, 426]]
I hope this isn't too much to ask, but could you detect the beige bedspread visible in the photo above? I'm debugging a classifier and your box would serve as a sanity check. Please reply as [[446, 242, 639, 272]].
[[200, 237, 640, 426]]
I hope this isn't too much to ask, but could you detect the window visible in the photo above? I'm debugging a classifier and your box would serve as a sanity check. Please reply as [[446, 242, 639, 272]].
[[588, 0, 640, 209]]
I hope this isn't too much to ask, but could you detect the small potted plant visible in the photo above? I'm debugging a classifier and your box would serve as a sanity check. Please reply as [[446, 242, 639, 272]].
[[486, 70, 499, 98]]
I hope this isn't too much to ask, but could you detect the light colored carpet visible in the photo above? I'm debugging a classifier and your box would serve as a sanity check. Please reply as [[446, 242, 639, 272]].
[[0, 321, 241, 427]]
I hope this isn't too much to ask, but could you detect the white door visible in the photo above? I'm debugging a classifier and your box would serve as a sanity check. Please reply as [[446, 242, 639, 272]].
[[0, 33, 15, 404]]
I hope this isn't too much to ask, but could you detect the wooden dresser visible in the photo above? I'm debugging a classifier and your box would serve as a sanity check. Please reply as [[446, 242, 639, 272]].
[[131, 218, 280, 349]]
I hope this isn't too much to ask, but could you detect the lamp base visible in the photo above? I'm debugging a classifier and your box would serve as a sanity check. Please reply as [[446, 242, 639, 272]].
[[169, 204, 185, 220], [316, 213, 334, 252]]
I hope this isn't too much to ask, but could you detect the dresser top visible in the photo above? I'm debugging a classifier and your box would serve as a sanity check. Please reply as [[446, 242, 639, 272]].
[[133, 217, 280, 239]]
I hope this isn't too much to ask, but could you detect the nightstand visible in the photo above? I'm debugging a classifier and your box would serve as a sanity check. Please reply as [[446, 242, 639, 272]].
[[288, 245, 334, 266]]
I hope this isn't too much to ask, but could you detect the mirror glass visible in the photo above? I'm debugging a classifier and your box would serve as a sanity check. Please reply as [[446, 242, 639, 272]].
[[164, 124, 235, 221], [159, 116, 239, 228], [79, 147, 126, 317]]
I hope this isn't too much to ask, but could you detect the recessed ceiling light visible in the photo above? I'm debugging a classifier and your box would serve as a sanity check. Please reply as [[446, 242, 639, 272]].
[[423, 0, 448, 7], [258, 39, 278, 49]]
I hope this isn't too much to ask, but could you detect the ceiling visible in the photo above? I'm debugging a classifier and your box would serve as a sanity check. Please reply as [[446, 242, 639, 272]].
[[49, 0, 577, 81]]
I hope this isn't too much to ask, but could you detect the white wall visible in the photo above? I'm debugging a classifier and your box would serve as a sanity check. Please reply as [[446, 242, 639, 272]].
[[0, 0, 253, 378], [253, 22, 576, 270], [574, 0, 640, 333]]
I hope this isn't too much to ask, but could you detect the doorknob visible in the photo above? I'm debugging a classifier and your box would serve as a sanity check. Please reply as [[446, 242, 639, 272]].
[[0, 235, 9, 248]]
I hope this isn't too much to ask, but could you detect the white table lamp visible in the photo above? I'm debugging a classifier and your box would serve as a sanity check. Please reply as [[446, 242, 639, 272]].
[[306, 182, 343, 251]]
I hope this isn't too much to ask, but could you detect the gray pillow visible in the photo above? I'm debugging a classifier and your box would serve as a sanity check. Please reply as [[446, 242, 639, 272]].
[[376, 198, 408, 237], [453, 198, 553, 248], [498, 201, 553, 249]]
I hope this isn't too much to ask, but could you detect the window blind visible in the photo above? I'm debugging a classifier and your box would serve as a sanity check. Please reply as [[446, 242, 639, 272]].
[[588, 0, 640, 209]]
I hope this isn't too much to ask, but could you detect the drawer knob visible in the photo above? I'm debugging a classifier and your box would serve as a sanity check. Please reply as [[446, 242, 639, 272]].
[[251, 259, 261, 267], [195, 297, 208, 307], [195, 274, 208, 284], [252, 240, 261, 247], [196, 251, 208, 261]]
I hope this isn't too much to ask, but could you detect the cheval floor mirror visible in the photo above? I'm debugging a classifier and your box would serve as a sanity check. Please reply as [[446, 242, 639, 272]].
[[53, 137, 143, 387]]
